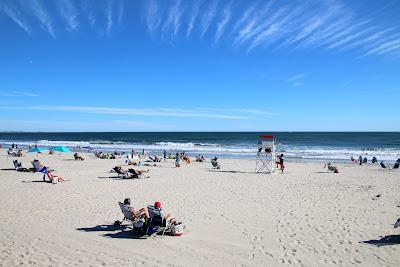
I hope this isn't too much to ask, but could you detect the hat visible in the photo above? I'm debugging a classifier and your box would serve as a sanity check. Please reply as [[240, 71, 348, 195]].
[[154, 201, 161, 208]]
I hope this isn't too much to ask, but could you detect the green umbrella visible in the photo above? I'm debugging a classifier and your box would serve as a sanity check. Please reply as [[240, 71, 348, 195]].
[[50, 146, 71, 153]]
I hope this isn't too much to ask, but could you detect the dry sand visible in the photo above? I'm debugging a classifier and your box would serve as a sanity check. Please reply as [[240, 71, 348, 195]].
[[0, 149, 399, 266]]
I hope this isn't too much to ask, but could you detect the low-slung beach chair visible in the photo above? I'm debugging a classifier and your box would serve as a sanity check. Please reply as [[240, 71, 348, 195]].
[[118, 202, 146, 232], [13, 160, 29, 172], [113, 166, 134, 179], [395, 218, 400, 228], [146, 205, 172, 236]]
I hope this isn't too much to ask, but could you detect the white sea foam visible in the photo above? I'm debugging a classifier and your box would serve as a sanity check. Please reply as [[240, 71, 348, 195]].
[[1, 139, 399, 162]]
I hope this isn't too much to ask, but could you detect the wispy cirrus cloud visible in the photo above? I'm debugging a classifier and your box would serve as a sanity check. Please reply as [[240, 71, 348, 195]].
[[2, 0, 400, 57], [215, 3, 232, 43], [162, 0, 183, 40], [200, 0, 218, 39], [286, 73, 309, 87], [27, 0, 55, 38], [56, 0, 79, 31], [0, 1, 30, 34], [105, 0, 114, 35], [17, 105, 250, 120], [0, 91, 39, 97], [186, 0, 201, 38], [145, 0, 161, 35]]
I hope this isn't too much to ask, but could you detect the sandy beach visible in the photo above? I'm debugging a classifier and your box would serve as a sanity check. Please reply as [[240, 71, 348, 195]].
[[0, 149, 399, 266]]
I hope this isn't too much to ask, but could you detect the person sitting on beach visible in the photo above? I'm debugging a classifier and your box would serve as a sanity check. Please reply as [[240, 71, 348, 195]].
[[175, 153, 181, 167], [324, 162, 339, 173], [276, 154, 285, 173], [35, 160, 64, 182], [351, 156, 356, 162], [149, 201, 178, 225], [380, 161, 390, 169], [122, 198, 149, 220], [211, 157, 221, 169], [128, 168, 150, 178], [16, 149, 23, 157], [49, 149, 55, 155], [74, 152, 84, 160], [372, 156, 378, 163], [363, 157, 368, 163]]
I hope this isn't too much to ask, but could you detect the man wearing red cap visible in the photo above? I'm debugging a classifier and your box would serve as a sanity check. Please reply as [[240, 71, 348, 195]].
[[152, 201, 177, 224]]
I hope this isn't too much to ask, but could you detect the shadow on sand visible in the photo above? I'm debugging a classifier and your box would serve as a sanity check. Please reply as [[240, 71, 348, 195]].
[[77, 224, 146, 239], [360, 235, 400, 247]]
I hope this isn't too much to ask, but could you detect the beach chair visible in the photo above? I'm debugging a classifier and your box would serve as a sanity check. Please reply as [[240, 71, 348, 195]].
[[118, 202, 146, 233], [13, 160, 29, 172], [113, 166, 136, 179], [31, 161, 55, 181], [146, 205, 172, 236], [395, 218, 400, 228]]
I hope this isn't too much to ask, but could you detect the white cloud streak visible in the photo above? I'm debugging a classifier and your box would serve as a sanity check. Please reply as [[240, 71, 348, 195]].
[[106, 0, 113, 35], [0, 91, 39, 97], [162, 0, 183, 40], [200, 0, 218, 39], [56, 0, 79, 31], [215, 4, 231, 43], [0, 1, 31, 34], [28, 0, 55, 37], [146, 0, 161, 35], [19, 106, 250, 120], [186, 0, 201, 38]]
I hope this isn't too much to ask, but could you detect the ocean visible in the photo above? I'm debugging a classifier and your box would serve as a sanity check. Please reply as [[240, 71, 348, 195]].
[[1, 132, 399, 162]]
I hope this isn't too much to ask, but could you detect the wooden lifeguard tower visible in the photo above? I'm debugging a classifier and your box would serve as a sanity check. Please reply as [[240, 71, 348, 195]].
[[256, 135, 276, 174]]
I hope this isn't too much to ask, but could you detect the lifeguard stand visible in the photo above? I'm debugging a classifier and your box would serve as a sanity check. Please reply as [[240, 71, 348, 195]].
[[256, 135, 276, 174]]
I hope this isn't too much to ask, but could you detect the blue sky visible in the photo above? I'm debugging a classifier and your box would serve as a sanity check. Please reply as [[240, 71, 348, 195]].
[[0, 0, 399, 132]]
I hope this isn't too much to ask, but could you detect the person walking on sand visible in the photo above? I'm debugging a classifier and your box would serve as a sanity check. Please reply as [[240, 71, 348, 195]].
[[276, 153, 285, 173], [359, 155, 362, 166]]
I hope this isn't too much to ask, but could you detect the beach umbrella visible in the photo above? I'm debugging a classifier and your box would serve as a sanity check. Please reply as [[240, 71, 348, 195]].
[[50, 146, 71, 159], [50, 146, 71, 153], [28, 147, 46, 158]]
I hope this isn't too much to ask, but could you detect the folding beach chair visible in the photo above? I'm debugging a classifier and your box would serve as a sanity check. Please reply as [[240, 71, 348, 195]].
[[118, 202, 146, 233], [146, 205, 172, 236], [13, 160, 29, 172], [113, 166, 137, 179]]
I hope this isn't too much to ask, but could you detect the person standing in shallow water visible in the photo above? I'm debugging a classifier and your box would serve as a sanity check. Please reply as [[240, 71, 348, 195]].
[[359, 155, 362, 166], [163, 149, 167, 162]]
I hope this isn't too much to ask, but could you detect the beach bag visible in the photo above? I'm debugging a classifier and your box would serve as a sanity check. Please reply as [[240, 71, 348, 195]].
[[171, 223, 183, 236]]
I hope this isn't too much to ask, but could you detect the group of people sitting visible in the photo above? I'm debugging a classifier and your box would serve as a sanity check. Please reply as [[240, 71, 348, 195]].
[[380, 159, 400, 170], [8, 148, 23, 157], [121, 198, 181, 236], [195, 155, 205, 162], [351, 156, 378, 165], [94, 151, 116, 159]]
